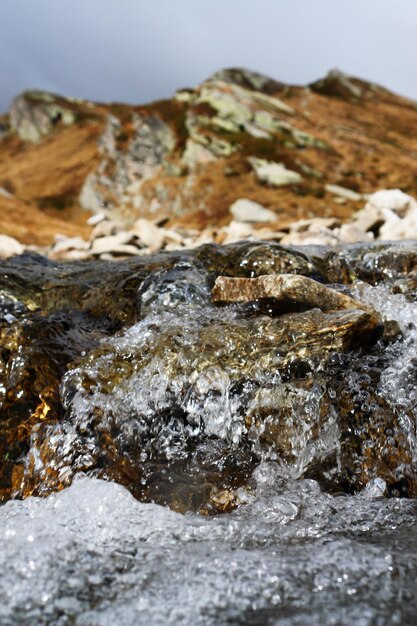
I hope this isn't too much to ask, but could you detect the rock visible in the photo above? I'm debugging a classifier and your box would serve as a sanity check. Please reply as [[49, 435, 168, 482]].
[[215, 240, 318, 278], [79, 113, 175, 217], [279, 218, 341, 246], [352, 206, 386, 234], [248, 157, 303, 186], [229, 199, 276, 223], [0, 187, 14, 199], [87, 212, 106, 226], [48, 236, 90, 260], [279, 229, 340, 246], [205, 67, 287, 94], [217, 221, 255, 245], [98, 246, 142, 258], [252, 229, 286, 242], [3, 69, 417, 242], [310, 69, 365, 100], [0, 235, 24, 259], [163, 229, 187, 245], [181, 138, 217, 169], [90, 232, 137, 255], [9, 91, 77, 143], [352, 189, 417, 240], [366, 189, 417, 217], [1, 241, 416, 510], [131, 218, 165, 251], [288, 217, 341, 232], [322, 241, 417, 285], [325, 184, 363, 201], [212, 274, 377, 316], [337, 223, 373, 243], [89, 219, 122, 241]]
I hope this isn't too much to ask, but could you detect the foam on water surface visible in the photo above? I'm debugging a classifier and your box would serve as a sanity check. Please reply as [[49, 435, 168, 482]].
[[1, 475, 417, 626]]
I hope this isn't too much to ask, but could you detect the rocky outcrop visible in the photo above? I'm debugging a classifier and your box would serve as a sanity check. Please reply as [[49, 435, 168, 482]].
[[9, 90, 88, 143], [79, 113, 176, 216], [2, 68, 417, 244], [310, 69, 380, 100]]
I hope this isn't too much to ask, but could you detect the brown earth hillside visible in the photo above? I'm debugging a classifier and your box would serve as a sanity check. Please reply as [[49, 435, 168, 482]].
[[1, 68, 417, 245]]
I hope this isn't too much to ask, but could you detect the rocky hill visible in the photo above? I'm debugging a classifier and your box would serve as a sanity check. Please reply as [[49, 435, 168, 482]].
[[1, 68, 417, 246]]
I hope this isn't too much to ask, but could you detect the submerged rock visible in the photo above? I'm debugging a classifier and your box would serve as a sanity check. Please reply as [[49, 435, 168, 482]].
[[0, 241, 416, 511]]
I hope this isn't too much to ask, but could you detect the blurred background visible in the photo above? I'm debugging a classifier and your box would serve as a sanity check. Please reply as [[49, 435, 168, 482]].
[[2, 0, 417, 111]]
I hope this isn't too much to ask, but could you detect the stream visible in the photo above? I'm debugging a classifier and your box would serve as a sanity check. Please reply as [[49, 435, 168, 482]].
[[0, 240, 417, 625]]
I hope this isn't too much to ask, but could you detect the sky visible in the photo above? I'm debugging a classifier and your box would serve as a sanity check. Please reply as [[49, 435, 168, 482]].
[[1, 0, 417, 113]]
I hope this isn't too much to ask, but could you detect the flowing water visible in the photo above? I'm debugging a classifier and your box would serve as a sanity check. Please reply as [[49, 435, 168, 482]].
[[0, 242, 417, 625]]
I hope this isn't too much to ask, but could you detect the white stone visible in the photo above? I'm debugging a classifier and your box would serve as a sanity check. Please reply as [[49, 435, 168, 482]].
[[91, 232, 135, 255], [288, 217, 341, 233], [163, 229, 186, 244], [221, 221, 255, 244], [98, 244, 142, 259], [352, 189, 417, 240], [89, 220, 121, 241], [325, 184, 363, 201], [280, 230, 340, 246], [337, 223, 374, 243], [379, 205, 417, 240], [0, 235, 24, 259], [48, 237, 90, 260], [131, 218, 165, 251], [353, 206, 386, 233], [365, 189, 417, 217], [0, 187, 13, 199], [229, 198, 276, 223], [248, 158, 302, 186], [51, 249, 92, 261], [87, 212, 106, 226]]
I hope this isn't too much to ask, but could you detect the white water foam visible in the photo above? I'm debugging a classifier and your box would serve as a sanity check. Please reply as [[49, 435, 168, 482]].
[[1, 475, 416, 626]]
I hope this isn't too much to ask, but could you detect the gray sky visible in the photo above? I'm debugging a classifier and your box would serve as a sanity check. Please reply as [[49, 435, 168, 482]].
[[1, 0, 417, 113]]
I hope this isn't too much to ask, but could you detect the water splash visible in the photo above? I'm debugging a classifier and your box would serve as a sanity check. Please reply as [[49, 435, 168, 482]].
[[1, 475, 416, 626]]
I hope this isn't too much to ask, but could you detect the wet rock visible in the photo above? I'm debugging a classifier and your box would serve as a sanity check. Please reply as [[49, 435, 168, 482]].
[[229, 198, 276, 223], [214, 241, 319, 278], [0, 241, 416, 511], [21, 305, 383, 508], [332, 241, 417, 284], [212, 274, 377, 316]]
